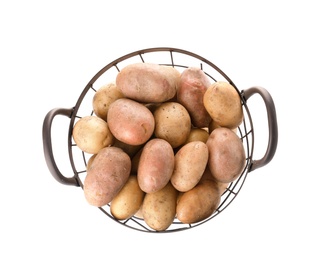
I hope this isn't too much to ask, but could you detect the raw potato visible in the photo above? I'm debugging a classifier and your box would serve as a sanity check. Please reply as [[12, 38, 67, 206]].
[[153, 102, 191, 148], [206, 127, 246, 183], [142, 182, 179, 231], [107, 98, 155, 146], [72, 116, 114, 154], [86, 154, 97, 170], [203, 81, 243, 129], [116, 63, 180, 103], [171, 141, 209, 192], [110, 175, 145, 220], [84, 147, 131, 207], [177, 67, 212, 128], [185, 128, 210, 144], [176, 179, 221, 224], [138, 138, 174, 193], [92, 82, 124, 121]]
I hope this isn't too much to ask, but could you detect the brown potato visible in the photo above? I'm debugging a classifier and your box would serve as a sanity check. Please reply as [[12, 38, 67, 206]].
[[72, 116, 114, 154], [177, 67, 212, 127], [203, 81, 243, 129], [171, 141, 209, 192], [86, 154, 97, 170], [116, 63, 180, 103], [153, 102, 191, 148], [84, 147, 131, 207], [110, 175, 145, 220], [184, 128, 210, 144], [176, 179, 221, 224], [92, 82, 124, 121], [206, 127, 246, 183], [107, 98, 155, 146], [137, 138, 174, 193], [142, 182, 179, 231]]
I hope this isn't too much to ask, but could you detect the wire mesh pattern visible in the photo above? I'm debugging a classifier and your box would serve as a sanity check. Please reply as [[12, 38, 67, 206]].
[[67, 48, 255, 232]]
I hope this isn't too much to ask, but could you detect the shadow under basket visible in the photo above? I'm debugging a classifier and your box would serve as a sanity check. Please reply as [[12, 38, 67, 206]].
[[42, 47, 278, 233]]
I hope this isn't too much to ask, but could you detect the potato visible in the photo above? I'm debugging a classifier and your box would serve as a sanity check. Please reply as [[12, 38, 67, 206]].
[[92, 82, 124, 121], [171, 141, 209, 192], [176, 179, 221, 224], [142, 182, 179, 231], [137, 138, 174, 193], [110, 175, 145, 220], [83, 147, 131, 207], [177, 67, 212, 127], [112, 138, 143, 158], [209, 119, 237, 134], [203, 81, 243, 129], [116, 63, 180, 103], [185, 128, 209, 144], [200, 167, 229, 194], [206, 127, 246, 183], [153, 102, 191, 148], [107, 98, 155, 146], [72, 116, 114, 154], [86, 154, 97, 170]]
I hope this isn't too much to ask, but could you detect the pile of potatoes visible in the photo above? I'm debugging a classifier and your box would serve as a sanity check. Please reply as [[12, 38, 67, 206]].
[[72, 62, 246, 231]]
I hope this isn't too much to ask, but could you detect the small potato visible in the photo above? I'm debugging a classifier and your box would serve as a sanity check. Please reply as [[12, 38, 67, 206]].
[[110, 175, 145, 220], [203, 81, 243, 129], [171, 141, 209, 192], [107, 98, 155, 146], [86, 154, 97, 170], [176, 179, 221, 224], [177, 67, 212, 128], [72, 116, 114, 154], [206, 127, 246, 183], [185, 128, 210, 144], [112, 138, 143, 158], [116, 63, 180, 103], [92, 82, 124, 121], [153, 102, 191, 148], [138, 138, 174, 193], [84, 147, 131, 207], [142, 182, 179, 231]]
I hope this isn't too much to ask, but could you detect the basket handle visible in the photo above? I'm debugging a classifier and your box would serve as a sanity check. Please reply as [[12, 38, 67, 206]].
[[42, 107, 80, 186], [241, 87, 278, 172]]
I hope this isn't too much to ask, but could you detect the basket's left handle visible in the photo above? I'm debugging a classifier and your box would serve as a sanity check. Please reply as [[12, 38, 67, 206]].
[[242, 87, 278, 172], [42, 107, 80, 186]]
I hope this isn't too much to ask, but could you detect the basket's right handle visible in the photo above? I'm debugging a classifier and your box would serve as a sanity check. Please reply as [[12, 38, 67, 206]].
[[42, 107, 80, 186], [241, 87, 278, 172]]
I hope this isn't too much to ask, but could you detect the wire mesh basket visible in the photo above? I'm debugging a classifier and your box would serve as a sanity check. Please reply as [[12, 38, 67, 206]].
[[43, 47, 278, 233]]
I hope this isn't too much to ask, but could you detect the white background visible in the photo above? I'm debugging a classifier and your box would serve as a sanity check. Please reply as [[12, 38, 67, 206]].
[[1, 1, 317, 259]]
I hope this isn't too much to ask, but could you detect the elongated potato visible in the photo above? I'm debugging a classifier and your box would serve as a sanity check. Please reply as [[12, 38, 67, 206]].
[[203, 81, 243, 129], [72, 116, 114, 154], [107, 98, 155, 146], [142, 182, 179, 231], [177, 67, 212, 127], [116, 63, 180, 103], [110, 175, 145, 220], [153, 102, 191, 148], [206, 127, 246, 183], [176, 179, 221, 224], [84, 147, 131, 207], [92, 82, 124, 121], [171, 141, 209, 192], [138, 138, 174, 193]]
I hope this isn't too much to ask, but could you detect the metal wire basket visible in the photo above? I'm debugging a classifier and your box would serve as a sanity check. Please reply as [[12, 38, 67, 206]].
[[42, 47, 278, 233]]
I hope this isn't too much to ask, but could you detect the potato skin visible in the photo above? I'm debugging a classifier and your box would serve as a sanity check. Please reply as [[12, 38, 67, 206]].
[[72, 116, 114, 154], [110, 175, 145, 220], [176, 179, 221, 224], [171, 141, 209, 192], [153, 102, 191, 148], [177, 67, 212, 128], [184, 128, 210, 144], [84, 147, 131, 207], [116, 63, 180, 103], [142, 182, 179, 231], [137, 138, 174, 193], [206, 127, 246, 183], [107, 98, 155, 146], [203, 81, 243, 129], [92, 82, 124, 121]]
